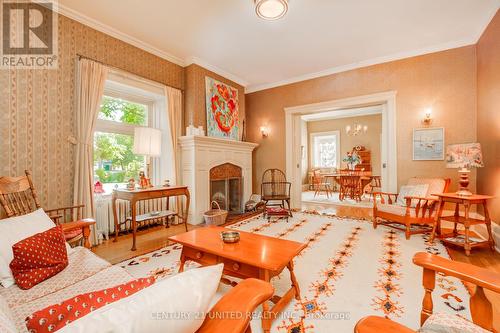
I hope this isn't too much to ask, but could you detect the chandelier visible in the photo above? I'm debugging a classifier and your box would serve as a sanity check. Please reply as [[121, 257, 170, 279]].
[[345, 123, 368, 136], [255, 0, 289, 20]]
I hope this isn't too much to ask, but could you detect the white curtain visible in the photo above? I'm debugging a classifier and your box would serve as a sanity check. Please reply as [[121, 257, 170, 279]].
[[165, 87, 183, 219], [73, 59, 108, 245]]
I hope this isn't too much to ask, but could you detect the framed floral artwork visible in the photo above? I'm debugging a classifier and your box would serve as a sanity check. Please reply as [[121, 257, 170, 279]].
[[412, 127, 445, 161], [205, 77, 239, 140]]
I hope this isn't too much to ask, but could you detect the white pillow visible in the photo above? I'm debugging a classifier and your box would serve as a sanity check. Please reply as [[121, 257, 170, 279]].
[[0, 295, 17, 333], [0, 208, 74, 288], [60, 264, 224, 333], [396, 184, 429, 207]]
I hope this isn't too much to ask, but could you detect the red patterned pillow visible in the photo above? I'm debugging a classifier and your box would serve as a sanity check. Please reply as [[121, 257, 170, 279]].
[[26, 278, 155, 333], [9, 225, 68, 290]]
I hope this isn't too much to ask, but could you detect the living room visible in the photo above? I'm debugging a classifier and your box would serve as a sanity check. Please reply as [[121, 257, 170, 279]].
[[0, 1, 499, 333]]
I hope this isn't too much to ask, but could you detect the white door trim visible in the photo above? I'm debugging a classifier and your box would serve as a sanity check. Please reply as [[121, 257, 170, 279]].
[[285, 91, 398, 208]]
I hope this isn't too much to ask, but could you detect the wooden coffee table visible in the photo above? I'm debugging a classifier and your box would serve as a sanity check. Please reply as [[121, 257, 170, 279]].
[[169, 226, 306, 333]]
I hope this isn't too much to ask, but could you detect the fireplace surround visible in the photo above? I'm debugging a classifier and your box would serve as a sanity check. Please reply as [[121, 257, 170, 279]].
[[179, 136, 258, 224]]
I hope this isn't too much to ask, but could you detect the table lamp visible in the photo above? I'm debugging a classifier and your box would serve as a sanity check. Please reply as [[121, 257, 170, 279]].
[[445, 143, 484, 196], [133, 127, 161, 182]]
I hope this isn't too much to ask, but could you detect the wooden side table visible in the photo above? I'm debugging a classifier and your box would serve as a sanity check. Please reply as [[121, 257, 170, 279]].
[[431, 193, 495, 256]]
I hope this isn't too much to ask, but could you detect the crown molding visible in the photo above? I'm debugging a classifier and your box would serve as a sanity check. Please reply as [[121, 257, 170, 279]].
[[245, 38, 477, 93], [185, 57, 249, 87], [56, 4, 186, 66], [247, 5, 499, 94], [55, 2, 497, 95], [56, 4, 249, 87]]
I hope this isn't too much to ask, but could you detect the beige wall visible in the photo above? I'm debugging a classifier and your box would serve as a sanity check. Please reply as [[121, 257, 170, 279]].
[[307, 114, 382, 175], [477, 10, 500, 223], [246, 46, 478, 193], [185, 64, 246, 137]]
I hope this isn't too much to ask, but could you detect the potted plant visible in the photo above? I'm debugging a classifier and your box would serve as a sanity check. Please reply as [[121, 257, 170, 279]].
[[343, 151, 362, 171]]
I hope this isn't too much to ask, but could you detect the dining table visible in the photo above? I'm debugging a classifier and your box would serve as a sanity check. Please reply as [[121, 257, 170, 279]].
[[322, 171, 374, 201]]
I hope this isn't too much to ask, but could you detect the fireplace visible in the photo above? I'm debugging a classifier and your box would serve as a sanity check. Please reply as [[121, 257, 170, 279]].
[[210, 163, 242, 213], [179, 135, 258, 224]]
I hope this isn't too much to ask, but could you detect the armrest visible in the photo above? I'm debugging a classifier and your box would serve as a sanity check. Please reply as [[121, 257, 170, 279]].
[[60, 219, 95, 232], [355, 316, 416, 333], [373, 192, 398, 206], [413, 252, 500, 293], [61, 219, 95, 249], [196, 278, 274, 333]]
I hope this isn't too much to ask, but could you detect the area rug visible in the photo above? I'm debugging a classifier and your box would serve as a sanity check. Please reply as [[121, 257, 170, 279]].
[[117, 212, 471, 333]]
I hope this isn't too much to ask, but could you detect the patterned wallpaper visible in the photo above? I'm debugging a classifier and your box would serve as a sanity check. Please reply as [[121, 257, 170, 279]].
[[0, 14, 185, 210], [184, 64, 246, 138]]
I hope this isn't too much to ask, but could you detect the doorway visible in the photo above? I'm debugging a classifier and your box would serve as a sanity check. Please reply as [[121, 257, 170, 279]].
[[285, 91, 398, 208]]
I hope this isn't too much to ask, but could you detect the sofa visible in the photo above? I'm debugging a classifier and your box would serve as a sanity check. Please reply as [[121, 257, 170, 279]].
[[0, 209, 274, 333]]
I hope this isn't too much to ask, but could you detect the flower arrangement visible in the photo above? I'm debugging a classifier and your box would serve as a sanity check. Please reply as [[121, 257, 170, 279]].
[[343, 151, 362, 169]]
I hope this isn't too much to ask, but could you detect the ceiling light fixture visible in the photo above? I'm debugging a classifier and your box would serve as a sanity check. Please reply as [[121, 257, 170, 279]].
[[255, 0, 288, 20]]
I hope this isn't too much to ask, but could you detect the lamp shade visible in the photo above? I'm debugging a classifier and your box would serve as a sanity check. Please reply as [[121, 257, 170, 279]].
[[445, 143, 484, 168], [133, 127, 161, 157]]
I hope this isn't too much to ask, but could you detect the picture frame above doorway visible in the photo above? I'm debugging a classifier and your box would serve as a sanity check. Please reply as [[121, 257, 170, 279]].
[[412, 127, 445, 161]]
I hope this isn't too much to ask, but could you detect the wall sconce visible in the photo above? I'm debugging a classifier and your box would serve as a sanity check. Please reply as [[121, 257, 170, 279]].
[[260, 126, 269, 138], [422, 108, 433, 126]]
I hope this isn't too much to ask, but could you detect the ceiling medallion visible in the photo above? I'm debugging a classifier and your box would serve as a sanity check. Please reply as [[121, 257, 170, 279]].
[[255, 0, 288, 20]]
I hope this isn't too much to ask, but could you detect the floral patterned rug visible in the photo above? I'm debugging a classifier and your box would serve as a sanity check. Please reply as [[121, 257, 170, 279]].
[[117, 212, 470, 333]]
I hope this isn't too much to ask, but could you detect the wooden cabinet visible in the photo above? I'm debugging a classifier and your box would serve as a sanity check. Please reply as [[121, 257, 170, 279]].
[[354, 147, 372, 171]]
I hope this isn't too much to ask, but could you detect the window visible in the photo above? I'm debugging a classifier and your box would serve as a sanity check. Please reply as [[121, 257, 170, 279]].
[[94, 95, 151, 194], [311, 131, 340, 168], [93, 70, 171, 195]]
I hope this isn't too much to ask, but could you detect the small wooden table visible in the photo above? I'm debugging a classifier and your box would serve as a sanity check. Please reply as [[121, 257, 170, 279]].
[[112, 186, 190, 251], [169, 226, 306, 333], [431, 193, 495, 256]]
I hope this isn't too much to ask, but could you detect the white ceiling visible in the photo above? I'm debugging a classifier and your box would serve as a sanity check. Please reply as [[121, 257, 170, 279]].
[[58, 0, 499, 93]]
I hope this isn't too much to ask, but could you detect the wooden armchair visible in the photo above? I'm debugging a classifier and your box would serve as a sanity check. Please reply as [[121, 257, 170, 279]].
[[373, 177, 451, 239], [0, 170, 95, 249], [197, 278, 274, 333], [355, 252, 500, 333]]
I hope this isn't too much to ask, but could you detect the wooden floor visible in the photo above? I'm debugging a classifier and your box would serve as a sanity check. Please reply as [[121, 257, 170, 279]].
[[93, 203, 499, 330]]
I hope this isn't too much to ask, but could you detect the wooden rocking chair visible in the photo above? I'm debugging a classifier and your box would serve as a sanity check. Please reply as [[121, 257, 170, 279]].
[[0, 170, 95, 248]]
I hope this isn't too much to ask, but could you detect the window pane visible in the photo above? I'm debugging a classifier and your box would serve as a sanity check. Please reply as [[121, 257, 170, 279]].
[[98, 96, 148, 126], [93, 132, 145, 193], [313, 134, 338, 168]]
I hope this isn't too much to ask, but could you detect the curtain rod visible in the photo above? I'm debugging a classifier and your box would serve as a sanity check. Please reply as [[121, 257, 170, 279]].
[[76, 54, 184, 93]]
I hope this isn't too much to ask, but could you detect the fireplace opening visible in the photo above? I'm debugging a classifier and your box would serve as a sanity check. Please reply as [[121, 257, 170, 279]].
[[210, 163, 242, 214]]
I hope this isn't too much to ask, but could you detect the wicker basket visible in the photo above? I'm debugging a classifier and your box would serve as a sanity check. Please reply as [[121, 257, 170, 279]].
[[203, 201, 228, 226]]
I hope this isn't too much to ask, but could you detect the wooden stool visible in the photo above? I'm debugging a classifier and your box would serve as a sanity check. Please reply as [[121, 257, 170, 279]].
[[266, 207, 290, 223]]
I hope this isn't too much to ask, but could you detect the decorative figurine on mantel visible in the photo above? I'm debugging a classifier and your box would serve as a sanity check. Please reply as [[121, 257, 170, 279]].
[[138, 171, 152, 189], [127, 178, 136, 190], [163, 179, 170, 187]]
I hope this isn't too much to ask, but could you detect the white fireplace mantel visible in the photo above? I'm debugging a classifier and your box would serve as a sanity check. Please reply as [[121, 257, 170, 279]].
[[179, 135, 258, 224]]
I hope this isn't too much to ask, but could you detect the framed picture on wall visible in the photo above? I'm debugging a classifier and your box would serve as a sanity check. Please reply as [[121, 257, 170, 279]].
[[205, 77, 239, 140], [412, 127, 445, 161]]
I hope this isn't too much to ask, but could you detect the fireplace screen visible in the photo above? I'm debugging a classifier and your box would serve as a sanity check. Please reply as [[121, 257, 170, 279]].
[[210, 163, 242, 213]]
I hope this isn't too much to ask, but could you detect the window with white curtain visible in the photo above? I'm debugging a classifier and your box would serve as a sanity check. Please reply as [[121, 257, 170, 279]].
[[93, 70, 168, 194], [311, 131, 340, 168]]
